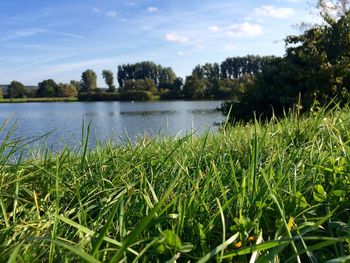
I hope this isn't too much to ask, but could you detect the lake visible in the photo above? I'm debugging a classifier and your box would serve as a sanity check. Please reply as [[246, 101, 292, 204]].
[[0, 100, 225, 150]]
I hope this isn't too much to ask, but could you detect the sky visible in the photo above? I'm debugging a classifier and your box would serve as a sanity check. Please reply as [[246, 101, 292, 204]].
[[0, 0, 315, 87]]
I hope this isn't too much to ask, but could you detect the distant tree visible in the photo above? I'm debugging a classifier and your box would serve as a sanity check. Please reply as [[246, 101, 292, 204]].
[[37, 79, 58, 97], [0, 88, 3, 99], [26, 89, 37, 98], [8, 81, 27, 98], [70, 80, 81, 92], [80, 69, 97, 93], [102, 70, 116, 92], [159, 77, 183, 99], [117, 61, 178, 90], [56, 83, 78, 97], [159, 67, 177, 85], [182, 76, 206, 99], [220, 56, 276, 80]]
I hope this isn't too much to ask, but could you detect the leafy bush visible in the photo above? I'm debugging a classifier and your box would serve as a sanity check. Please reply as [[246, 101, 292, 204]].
[[122, 79, 157, 94], [120, 90, 153, 101], [57, 83, 78, 97]]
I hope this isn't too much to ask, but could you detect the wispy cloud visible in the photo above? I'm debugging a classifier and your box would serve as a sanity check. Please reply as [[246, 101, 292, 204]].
[[0, 28, 46, 41], [165, 33, 189, 43], [0, 28, 84, 42], [207, 23, 263, 38], [226, 23, 263, 37], [126, 1, 136, 7], [147, 6, 158, 13], [92, 8, 100, 14], [224, 44, 238, 50], [106, 11, 117, 17], [24, 54, 79, 67], [50, 30, 84, 39], [177, 51, 191, 56], [253, 5, 294, 19], [208, 26, 221, 33]]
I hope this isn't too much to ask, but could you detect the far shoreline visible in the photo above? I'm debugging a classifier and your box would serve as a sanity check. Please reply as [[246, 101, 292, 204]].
[[0, 97, 226, 104], [0, 97, 78, 103]]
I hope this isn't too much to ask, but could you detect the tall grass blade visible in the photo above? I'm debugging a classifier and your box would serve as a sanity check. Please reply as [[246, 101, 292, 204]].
[[197, 232, 239, 263]]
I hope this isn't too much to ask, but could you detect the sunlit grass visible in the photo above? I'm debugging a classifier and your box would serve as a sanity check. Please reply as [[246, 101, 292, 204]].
[[0, 105, 349, 262]]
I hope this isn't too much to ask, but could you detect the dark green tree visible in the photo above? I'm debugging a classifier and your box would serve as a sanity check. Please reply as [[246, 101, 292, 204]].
[[159, 77, 183, 99], [182, 76, 206, 99], [102, 70, 116, 93], [80, 69, 97, 93], [37, 79, 58, 97], [8, 81, 27, 98]]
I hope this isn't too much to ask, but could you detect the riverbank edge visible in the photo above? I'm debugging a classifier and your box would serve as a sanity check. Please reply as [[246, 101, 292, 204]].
[[0, 97, 78, 103]]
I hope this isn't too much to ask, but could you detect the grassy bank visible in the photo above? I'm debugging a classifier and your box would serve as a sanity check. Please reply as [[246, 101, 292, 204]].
[[0, 107, 349, 262], [0, 97, 78, 103]]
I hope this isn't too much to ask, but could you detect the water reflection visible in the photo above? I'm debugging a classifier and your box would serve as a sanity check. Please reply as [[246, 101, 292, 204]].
[[0, 101, 225, 149], [120, 110, 176, 116], [187, 109, 218, 114]]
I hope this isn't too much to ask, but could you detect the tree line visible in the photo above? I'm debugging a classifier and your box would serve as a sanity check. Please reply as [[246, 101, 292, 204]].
[[1, 56, 276, 101]]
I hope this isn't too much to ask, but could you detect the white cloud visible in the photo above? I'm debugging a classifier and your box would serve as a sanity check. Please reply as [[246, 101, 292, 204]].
[[226, 22, 263, 37], [224, 44, 238, 50], [165, 33, 188, 43], [92, 8, 100, 14], [106, 11, 117, 17], [253, 5, 294, 19], [208, 26, 221, 32], [177, 51, 191, 56], [126, 1, 136, 7], [147, 6, 159, 13]]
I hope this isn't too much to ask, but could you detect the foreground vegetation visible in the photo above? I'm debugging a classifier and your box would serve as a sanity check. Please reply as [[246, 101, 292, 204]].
[[0, 105, 349, 262]]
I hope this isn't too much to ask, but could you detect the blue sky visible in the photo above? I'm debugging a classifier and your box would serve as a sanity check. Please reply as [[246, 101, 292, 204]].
[[0, 0, 313, 87]]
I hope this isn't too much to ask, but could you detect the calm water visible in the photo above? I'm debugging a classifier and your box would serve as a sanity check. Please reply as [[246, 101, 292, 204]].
[[0, 101, 225, 150]]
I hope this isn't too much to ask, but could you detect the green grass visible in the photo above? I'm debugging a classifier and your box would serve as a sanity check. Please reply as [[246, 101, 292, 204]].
[[0, 106, 349, 262], [0, 97, 78, 103]]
